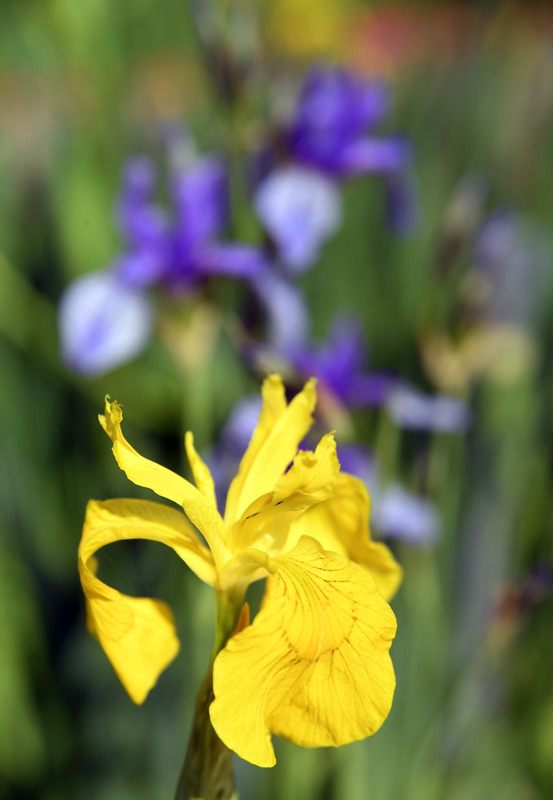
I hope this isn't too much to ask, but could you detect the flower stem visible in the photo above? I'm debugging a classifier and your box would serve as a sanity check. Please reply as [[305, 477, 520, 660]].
[[174, 589, 245, 800], [174, 663, 237, 800]]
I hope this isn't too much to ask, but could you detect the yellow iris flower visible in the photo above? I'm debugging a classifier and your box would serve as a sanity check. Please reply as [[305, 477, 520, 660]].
[[78, 375, 401, 768]]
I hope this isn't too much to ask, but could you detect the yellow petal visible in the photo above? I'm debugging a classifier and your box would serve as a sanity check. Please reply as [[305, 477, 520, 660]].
[[227, 433, 339, 557], [80, 498, 217, 585], [271, 432, 339, 506], [80, 563, 178, 705], [210, 536, 397, 767], [79, 498, 217, 702], [99, 397, 228, 565], [184, 431, 217, 509], [286, 473, 403, 601], [224, 376, 316, 526]]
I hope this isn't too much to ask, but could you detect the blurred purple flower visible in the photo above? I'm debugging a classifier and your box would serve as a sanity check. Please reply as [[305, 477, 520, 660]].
[[254, 166, 341, 273], [473, 209, 550, 326], [251, 272, 310, 352], [114, 157, 168, 287], [115, 154, 267, 291], [253, 66, 416, 269], [386, 384, 471, 433], [286, 315, 396, 408], [58, 271, 152, 375], [59, 148, 268, 375], [372, 484, 439, 546], [171, 154, 229, 247], [287, 67, 410, 178], [219, 394, 263, 454]]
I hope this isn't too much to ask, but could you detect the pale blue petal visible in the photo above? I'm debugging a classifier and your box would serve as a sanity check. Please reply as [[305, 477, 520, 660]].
[[386, 385, 471, 433], [254, 167, 341, 272], [373, 484, 439, 546], [58, 271, 152, 376], [252, 272, 310, 351]]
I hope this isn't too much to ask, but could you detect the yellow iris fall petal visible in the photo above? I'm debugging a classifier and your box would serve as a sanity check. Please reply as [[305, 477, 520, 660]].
[[78, 376, 401, 766], [285, 473, 403, 601], [79, 498, 215, 703], [210, 536, 397, 767]]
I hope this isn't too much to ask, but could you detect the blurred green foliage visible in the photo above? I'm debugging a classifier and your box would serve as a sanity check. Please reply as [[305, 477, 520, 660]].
[[1, 1, 553, 798]]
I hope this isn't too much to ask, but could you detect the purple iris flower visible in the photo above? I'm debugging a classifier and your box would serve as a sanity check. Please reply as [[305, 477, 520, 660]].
[[59, 150, 268, 376], [286, 315, 396, 409], [287, 66, 411, 178], [253, 66, 416, 272], [114, 157, 168, 287], [115, 154, 267, 291]]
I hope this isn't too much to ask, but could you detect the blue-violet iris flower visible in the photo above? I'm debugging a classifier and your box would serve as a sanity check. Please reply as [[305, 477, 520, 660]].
[[286, 67, 410, 178], [285, 315, 396, 409], [59, 154, 268, 375], [254, 66, 415, 272]]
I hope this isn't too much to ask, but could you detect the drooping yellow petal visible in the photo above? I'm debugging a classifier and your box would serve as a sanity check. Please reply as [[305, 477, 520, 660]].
[[210, 536, 397, 768], [227, 433, 339, 557], [80, 498, 217, 585], [224, 376, 316, 526], [286, 473, 403, 601], [99, 397, 228, 565], [80, 563, 178, 705], [79, 498, 217, 703]]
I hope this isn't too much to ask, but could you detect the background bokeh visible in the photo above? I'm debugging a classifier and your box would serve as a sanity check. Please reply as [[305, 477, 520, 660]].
[[2, 1, 553, 798]]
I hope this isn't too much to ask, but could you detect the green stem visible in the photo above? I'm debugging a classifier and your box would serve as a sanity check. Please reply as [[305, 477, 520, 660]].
[[374, 407, 401, 484], [174, 589, 245, 800]]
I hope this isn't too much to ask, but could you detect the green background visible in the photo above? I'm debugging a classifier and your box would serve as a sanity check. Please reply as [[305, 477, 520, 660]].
[[1, 1, 553, 798]]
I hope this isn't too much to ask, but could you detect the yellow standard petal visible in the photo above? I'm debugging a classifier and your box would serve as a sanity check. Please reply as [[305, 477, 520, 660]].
[[224, 375, 316, 526], [100, 397, 228, 566], [79, 498, 217, 703], [286, 473, 403, 601], [226, 432, 339, 558], [184, 431, 217, 508], [210, 536, 397, 767]]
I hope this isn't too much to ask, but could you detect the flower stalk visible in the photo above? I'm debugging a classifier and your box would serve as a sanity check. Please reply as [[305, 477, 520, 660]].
[[174, 664, 236, 800], [175, 590, 245, 800]]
